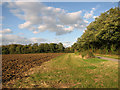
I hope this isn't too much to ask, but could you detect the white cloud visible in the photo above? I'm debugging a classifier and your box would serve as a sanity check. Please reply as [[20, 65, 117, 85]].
[[30, 37, 47, 43], [38, 25, 47, 32], [19, 21, 31, 29], [84, 13, 92, 19], [0, 28, 12, 34], [57, 24, 64, 28], [62, 41, 74, 47], [84, 8, 96, 19], [1, 34, 47, 45], [59, 11, 82, 25], [83, 30, 85, 33], [93, 16, 99, 19], [92, 8, 95, 11], [1, 34, 31, 45], [48, 37, 74, 47], [64, 26, 74, 31], [84, 20, 89, 23], [33, 31, 39, 34], [8, 2, 87, 35]]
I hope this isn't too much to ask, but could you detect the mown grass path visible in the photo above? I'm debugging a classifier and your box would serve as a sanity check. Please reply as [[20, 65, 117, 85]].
[[6, 53, 118, 88]]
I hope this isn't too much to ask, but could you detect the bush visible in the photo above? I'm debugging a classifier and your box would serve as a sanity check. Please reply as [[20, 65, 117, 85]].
[[98, 49, 106, 54], [81, 51, 87, 58], [75, 51, 80, 55], [87, 51, 95, 57], [80, 51, 95, 59], [74, 50, 80, 55]]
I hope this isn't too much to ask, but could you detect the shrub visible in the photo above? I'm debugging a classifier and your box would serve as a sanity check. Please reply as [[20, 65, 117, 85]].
[[74, 50, 80, 55], [87, 51, 95, 58], [81, 51, 87, 58], [75, 51, 80, 55], [98, 49, 106, 54], [80, 51, 95, 59]]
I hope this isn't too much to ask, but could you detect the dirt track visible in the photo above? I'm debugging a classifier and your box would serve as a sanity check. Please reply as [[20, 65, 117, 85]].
[[95, 56, 120, 62]]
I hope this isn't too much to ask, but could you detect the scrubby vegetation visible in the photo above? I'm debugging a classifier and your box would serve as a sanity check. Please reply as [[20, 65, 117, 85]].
[[80, 51, 95, 59], [75, 50, 95, 59]]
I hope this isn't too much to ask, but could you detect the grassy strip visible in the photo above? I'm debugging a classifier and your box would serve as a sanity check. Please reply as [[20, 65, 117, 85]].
[[95, 54, 120, 60], [7, 53, 118, 88]]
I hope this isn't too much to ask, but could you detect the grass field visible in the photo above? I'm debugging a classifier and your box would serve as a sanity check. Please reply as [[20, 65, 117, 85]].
[[5, 53, 118, 88]]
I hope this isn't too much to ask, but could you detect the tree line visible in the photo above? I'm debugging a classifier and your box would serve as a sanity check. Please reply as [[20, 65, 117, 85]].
[[1, 43, 72, 54], [71, 7, 120, 54]]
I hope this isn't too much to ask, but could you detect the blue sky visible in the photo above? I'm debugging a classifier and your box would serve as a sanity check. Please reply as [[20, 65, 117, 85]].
[[1, 2, 118, 47]]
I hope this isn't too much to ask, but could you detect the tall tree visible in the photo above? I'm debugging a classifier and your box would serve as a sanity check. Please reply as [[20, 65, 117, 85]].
[[73, 7, 120, 54], [9, 44, 17, 54]]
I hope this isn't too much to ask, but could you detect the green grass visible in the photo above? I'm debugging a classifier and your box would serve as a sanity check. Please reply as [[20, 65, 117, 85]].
[[9, 53, 118, 88], [83, 58, 107, 63]]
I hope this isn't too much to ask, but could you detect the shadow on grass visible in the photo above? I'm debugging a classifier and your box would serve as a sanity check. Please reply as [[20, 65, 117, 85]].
[[83, 58, 107, 63]]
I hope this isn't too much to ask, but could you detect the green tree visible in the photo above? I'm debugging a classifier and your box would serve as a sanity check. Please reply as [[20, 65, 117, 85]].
[[44, 43, 50, 53], [49, 43, 56, 53], [16, 45, 22, 54], [2, 46, 9, 54], [58, 43, 64, 52], [73, 7, 120, 54], [32, 43, 39, 53], [9, 44, 17, 54]]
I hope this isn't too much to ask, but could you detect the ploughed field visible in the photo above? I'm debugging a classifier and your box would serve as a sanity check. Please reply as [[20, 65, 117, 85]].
[[2, 53, 64, 84]]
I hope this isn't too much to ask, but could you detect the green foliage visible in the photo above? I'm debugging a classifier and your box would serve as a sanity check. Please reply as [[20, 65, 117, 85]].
[[72, 7, 120, 55], [58, 43, 65, 52], [2, 46, 9, 54], [64, 47, 73, 53], [74, 50, 79, 55], [80, 51, 95, 58], [9, 44, 17, 54], [15, 45, 22, 54], [2, 43, 65, 54], [100, 49, 105, 54], [81, 51, 87, 58], [110, 44, 116, 54], [84, 58, 107, 63], [87, 51, 95, 57]]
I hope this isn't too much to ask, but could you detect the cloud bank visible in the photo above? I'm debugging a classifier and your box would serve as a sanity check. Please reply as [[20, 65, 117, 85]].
[[8, 2, 88, 35], [1, 33, 47, 45], [0, 28, 12, 34]]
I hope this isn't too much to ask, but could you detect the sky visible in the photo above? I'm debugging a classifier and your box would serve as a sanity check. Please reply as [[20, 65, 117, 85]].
[[0, 2, 118, 47]]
